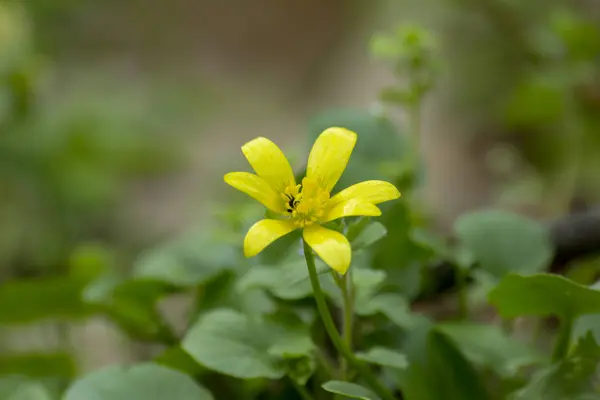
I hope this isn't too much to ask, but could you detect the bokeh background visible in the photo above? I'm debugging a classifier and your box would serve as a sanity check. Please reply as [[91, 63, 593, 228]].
[[1, 0, 600, 397]]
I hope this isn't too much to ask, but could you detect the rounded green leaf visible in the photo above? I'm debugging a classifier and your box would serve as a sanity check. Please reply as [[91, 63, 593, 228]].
[[182, 309, 313, 379], [454, 210, 553, 277], [489, 273, 600, 319], [356, 347, 408, 369], [322, 381, 381, 400], [63, 363, 213, 400]]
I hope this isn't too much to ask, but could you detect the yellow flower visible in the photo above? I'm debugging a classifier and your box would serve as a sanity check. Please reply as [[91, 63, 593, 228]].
[[224, 127, 400, 274]]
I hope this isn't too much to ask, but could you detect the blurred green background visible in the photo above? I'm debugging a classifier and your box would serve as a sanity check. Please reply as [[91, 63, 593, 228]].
[[1, 0, 600, 399]]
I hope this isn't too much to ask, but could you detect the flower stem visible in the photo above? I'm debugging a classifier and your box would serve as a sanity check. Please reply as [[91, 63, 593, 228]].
[[338, 271, 354, 379], [552, 314, 573, 362], [303, 240, 396, 400]]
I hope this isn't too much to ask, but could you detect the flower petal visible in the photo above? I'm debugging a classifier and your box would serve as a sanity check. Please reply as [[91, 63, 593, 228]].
[[306, 127, 357, 193], [303, 225, 351, 274], [244, 219, 297, 257], [322, 199, 381, 223], [224, 172, 285, 213], [328, 180, 400, 207], [242, 137, 296, 192]]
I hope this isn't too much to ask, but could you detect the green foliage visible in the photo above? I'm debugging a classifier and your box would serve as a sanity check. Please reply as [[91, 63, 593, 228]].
[[455, 210, 553, 277], [63, 364, 214, 400], [322, 381, 380, 400], [400, 323, 491, 400], [489, 273, 600, 319], [0, 377, 54, 400], [4, 4, 600, 400], [511, 333, 600, 400], [182, 309, 314, 380], [355, 347, 408, 370]]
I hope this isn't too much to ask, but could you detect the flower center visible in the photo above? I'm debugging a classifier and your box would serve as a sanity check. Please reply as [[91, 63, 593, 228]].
[[282, 177, 330, 227]]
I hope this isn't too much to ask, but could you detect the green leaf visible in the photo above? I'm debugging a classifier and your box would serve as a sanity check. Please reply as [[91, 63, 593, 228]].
[[454, 210, 553, 277], [83, 277, 175, 342], [182, 309, 313, 379], [133, 229, 238, 287], [511, 332, 600, 400], [356, 347, 408, 369], [0, 352, 76, 380], [0, 277, 96, 324], [154, 347, 205, 376], [63, 363, 213, 400], [574, 314, 600, 344], [356, 293, 416, 329], [307, 110, 407, 190], [488, 273, 600, 319], [0, 377, 53, 400], [236, 258, 334, 301], [351, 222, 388, 251], [322, 381, 381, 400], [400, 328, 490, 400], [437, 322, 542, 376]]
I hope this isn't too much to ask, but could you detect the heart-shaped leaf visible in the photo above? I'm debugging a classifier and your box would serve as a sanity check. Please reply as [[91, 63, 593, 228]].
[[182, 309, 313, 379], [455, 210, 553, 277]]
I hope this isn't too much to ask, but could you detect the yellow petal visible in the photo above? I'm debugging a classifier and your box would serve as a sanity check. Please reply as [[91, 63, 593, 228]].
[[322, 199, 381, 223], [303, 224, 351, 274], [224, 172, 285, 213], [328, 180, 401, 207], [306, 127, 357, 193], [244, 219, 297, 257], [242, 137, 296, 192]]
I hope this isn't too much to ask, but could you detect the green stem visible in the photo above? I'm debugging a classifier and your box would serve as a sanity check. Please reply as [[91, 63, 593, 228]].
[[291, 378, 315, 400], [303, 240, 396, 400], [340, 271, 354, 379], [552, 315, 573, 362]]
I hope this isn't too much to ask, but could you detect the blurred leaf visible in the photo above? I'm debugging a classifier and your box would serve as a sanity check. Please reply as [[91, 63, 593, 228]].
[[351, 222, 388, 251], [454, 210, 553, 277], [409, 227, 453, 260], [284, 355, 316, 386], [182, 309, 313, 379], [510, 333, 600, 400], [133, 230, 238, 287], [83, 277, 175, 342], [504, 78, 566, 127], [356, 293, 416, 330], [236, 258, 334, 301], [551, 10, 600, 61], [68, 243, 112, 281], [307, 109, 407, 190], [574, 314, 600, 344], [372, 201, 428, 299], [322, 381, 380, 400], [0, 277, 96, 324], [489, 274, 600, 319], [0, 352, 75, 380], [0, 377, 52, 400], [437, 322, 543, 376], [400, 329, 490, 400], [356, 347, 408, 369], [63, 363, 213, 400], [154, 347, 205, 376]]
